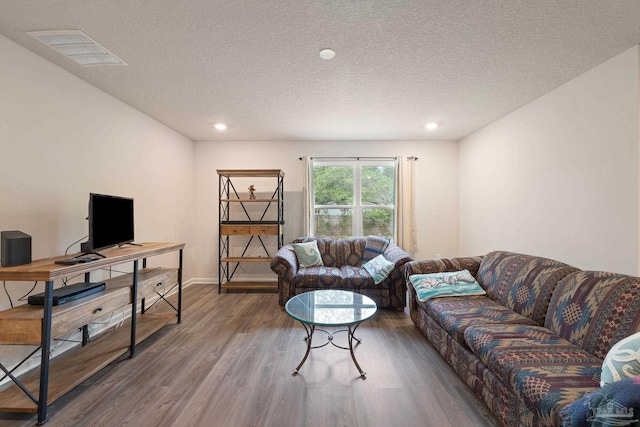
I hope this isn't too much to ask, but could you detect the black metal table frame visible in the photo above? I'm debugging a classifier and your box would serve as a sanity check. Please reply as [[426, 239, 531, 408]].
[[292, 320, 367, 378], [0, 249, 183, 425]]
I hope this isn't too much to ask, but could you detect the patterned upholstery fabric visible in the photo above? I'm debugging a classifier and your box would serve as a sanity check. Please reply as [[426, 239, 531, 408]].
[[339, 237, 366, 266], [545, 271, 640, 359], [270, 245, 297, 282], [340, 265, 376, 289], [271, 236, 412, 309], [294, 265, 343, 289], [426, 296, 538, 344], [406, 251, 640, 427], [362, 235, 389, 262], [404, 256, 484, 278], [416, 303, 531, 426], [294, 237, 340, 266], [477, 251, 579, 325], [464, 324, 602, 426]]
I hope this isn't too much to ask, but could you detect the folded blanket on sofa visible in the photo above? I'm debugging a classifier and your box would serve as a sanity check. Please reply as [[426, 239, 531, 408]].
[[409, 269, 486, 302]]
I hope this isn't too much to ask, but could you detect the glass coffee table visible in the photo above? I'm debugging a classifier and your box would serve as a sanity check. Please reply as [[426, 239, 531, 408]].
[[285, 289, 378, 378]]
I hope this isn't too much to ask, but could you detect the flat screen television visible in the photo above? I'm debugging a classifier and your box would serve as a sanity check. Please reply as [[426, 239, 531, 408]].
[[84, 193, 134, 253]]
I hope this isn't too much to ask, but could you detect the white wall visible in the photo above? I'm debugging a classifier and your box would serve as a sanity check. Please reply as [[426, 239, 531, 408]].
[[0, 34, 195, 277], [192, 139, 459, 282], [0, 34, 195, 378], [459, 46, 639, 274]]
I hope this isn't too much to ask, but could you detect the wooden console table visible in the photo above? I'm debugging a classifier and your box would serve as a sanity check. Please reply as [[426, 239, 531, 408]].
[[0, 242, 184, 425]]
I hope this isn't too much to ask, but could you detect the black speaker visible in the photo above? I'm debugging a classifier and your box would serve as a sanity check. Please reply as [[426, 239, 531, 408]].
[[1, 231, 32, 267]]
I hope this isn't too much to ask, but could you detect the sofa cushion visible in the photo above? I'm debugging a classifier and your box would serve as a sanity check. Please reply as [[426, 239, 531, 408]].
[[601, 331, 640, 386], [477, 251, 578, 325], [292, 241, 323, 267], [294, 266, 343, 289], [426, 296, 538, 344], [420, 312, 531, 427], [362, 254, 394, 284], [545, 271, 640, 359], [464, 323, 602, 425], [362, 235, 389, 262], [293, 237, 339, 266], [405, 256, 484, 278], [340, 266, 376, 288], [339, 237, 367, 266]]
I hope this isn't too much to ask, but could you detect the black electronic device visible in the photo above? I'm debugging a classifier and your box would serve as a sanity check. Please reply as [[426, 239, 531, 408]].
[[1, 230, 32, 267], [81, 193, 134, 256], [54, 258, 79, 265], [54, 256, 100, 265], [28, 281, 106, 306]]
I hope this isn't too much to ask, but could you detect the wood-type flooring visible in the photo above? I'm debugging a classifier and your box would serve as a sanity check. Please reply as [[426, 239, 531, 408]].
[[0, 284, 501, 427]]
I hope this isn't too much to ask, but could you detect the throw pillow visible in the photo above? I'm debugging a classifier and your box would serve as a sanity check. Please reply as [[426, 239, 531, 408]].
[[363, 254, 395, 284], [601, 331, 640, 386], [409, 270, 486, 302], [292, 241, 324, 268], [560, 376, 640, 427], [362, 236, 390, 263]]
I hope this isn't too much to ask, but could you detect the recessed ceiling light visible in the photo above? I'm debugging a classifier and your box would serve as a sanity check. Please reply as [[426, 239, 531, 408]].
[[425, 122, 438, 131], [214, 123, 227, 131], [319, 48, 336, 60], [26, 30, 126, 66]]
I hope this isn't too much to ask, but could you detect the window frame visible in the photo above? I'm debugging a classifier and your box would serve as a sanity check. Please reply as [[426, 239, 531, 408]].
[[310, 158, 397, 240]]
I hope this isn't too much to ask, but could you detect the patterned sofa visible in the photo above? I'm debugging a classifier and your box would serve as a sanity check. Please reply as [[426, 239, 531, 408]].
[[405, 251, 640, 427], [270, 236, 412, 309]]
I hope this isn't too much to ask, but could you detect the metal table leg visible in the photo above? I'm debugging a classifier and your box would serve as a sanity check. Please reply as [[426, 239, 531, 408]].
[[130, 260, 138, 357], [37, 280, 54, 425], [293, 322, 314, 375], [178, 249, 183, 323], [348, 324, 366, 378], [292, 321, 367, 378]]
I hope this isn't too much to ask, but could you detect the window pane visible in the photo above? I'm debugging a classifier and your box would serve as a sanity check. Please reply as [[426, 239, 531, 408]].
[[361, 166, 395, 206], [314, 208, 353, 238], [362, 208, 394, 239], [313, 166, 353, 205]]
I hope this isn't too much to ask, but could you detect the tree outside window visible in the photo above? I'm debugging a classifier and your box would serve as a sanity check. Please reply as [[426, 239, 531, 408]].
[[311, 160, 396, 240]]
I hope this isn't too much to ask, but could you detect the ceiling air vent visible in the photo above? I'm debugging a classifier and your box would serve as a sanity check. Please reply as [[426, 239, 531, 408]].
[[26, 30, 127, 66]]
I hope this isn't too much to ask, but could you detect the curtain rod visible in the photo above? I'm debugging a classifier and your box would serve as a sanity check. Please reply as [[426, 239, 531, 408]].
[[298, 156, 416, 161]]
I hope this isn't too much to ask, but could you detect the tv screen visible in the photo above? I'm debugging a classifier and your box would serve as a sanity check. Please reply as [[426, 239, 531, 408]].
[[88, 193, 134, 251]]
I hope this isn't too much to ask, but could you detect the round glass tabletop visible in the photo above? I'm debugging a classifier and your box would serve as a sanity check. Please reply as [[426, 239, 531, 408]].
[[285, 289, 378, 327]]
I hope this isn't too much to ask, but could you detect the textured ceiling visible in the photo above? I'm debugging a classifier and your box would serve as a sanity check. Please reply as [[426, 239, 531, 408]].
[[1, 1, 640, 141]]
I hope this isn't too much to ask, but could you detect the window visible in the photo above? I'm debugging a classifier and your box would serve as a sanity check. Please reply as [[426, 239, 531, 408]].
[[311, 158, 397, 240]]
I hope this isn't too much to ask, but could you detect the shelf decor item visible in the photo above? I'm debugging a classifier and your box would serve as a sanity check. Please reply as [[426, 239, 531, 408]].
[[217, 170, 284, 293]]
